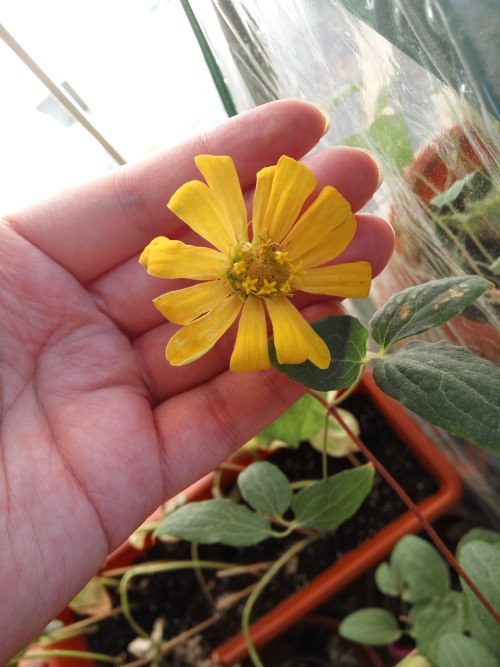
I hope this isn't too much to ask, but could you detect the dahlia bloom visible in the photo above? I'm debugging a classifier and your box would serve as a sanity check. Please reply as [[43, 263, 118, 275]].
[[140, 155, 371, 372]]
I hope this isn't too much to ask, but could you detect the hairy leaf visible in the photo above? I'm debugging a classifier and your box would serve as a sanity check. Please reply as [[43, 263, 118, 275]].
[[292, 464, 374, 532], [154, 499, 272, 547], [271, 315, 368, 390], [373, 341, 500, 452], [437, 633, 500, 667], [238, 461, 292, 517], [391, 534, 449, 603], [339, 608, 401, 645], [459, 541, 500, 659], [370, 276, 492, 350]]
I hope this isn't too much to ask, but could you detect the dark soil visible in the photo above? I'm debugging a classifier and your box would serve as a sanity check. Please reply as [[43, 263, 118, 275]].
[[84, 393, 439, 665]]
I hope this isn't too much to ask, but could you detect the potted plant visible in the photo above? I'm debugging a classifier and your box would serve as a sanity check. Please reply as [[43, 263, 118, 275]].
[[339, 528, 500, 666], [15, 275, 499, 667]]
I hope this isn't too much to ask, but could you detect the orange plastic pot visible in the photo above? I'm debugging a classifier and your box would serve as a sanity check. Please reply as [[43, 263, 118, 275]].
[[38, 372, 462, 666]]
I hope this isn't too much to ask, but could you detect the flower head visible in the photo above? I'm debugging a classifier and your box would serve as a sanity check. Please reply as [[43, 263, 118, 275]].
[[140, 155, 371, 372]]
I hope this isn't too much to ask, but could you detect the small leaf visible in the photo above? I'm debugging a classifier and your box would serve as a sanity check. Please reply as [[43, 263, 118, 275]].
[[390, 535, 449, 603], [69, 577, 112, 616], [238, 461, 292, 517], [396, 657, 432, 667], [437, 633, 500, 667], [309, 408, 360, 457], [375, 561, 402, 596], [459, 541, 500, 659], [456, 528, 500, 557], [373, 341, 500, 453], [410, 592, 466, 665], [292, 464, 374, 532], [271, 315, 368, 391], [369, 276, 493, 350], [339, 608, 401, 645], [430, 172, 477, 207], [154, 499, 273, 547], [261, 393, 324, 447], [490, 256, 500, 275]]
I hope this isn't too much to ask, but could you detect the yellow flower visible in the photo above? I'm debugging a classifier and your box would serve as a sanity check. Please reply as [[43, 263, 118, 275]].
[[140, 155, 372, 372]]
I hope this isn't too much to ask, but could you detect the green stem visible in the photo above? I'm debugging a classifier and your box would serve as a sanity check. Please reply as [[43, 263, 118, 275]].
[[179, 0, 238, 117], [119, 559, 236, 639], [191, 542, 216, 608], [241, 535, 318, 667], [7, 649, 117, 665]]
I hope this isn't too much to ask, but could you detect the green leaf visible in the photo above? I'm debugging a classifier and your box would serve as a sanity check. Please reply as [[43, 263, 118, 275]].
[[368, 113, 413, 170], [237, 461, 292, 517], [410, 592, 466, 665], [261, 393, 324, 447], [459, 541, 500, 659], [437, 633, 500, 667], [154, 499, 273, 547], [375, 561, 402, 596], [396, 655, 432, 667], [373, 341, 500, 453], [391, 535, 450, 603], [369, 276, 493, 350], [339, 608, 401, 645], [430, 172, 477, 207], [292, 464, 374, 532], [456, 529, 500, 558], [271, 315, 368, 391], [309, 408, 360, 457]]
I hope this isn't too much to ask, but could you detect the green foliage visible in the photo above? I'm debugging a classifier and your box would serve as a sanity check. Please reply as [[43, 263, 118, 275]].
[[270, 315, 368, 390], [344, 113, 414, 170], [291, 465, 374, 532], [308, 407, 360, 457], [261, 393, 324, 447], [238, 461, 292, 517], [154, 498, 273, 547], [459, 541, 500, 660], [373, 341, 500, 452], [339, 608, 401, 645], [369, 276, 492, 351], [390, 534, 450, 603], [437, 633, 500, 667], [340, 531, 500, 666], [430, 172, 478, 208]]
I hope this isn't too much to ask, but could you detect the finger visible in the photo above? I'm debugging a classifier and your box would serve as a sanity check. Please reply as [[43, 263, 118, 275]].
[[5, 100, 328, 283], [89, 148, 384, 339]]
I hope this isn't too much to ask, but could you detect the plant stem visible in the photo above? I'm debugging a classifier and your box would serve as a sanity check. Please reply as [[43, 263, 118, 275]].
[[120, 560, 237, 639], [308, 390, 500, 625], [241, 535, 318, 667], [7, 649, 117, 665]]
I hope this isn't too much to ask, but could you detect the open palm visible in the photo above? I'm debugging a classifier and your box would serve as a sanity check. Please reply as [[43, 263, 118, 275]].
[[0, 100, 393, 660]]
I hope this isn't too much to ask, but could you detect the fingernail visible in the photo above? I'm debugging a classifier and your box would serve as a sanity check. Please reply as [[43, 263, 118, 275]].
[[354, 147, 384, 189], [310, 102, 331, 136]]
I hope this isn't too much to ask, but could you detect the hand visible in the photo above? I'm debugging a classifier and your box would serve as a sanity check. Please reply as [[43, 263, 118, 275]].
[[0, 100, 393, 659]]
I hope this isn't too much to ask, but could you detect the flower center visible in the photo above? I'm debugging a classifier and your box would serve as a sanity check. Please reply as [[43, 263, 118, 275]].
[[227, 240, 301, 298]]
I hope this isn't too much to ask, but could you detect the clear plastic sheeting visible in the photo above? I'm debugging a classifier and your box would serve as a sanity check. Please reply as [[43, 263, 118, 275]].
[[191, 0, 500, 521]]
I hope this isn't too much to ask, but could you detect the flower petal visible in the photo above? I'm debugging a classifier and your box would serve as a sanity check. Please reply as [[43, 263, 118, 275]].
[[298, 261, 372, 298], [266, 296, 330, 369], [168, 180, 238, 253], [195, 155, 248, 242], [251, 165, 276, 240], [154, 280, 231, 325], [140, 237, 226, 280], [284, 186, 356, 266], [166, 295, 242, 366], [259, 156, 317, 242], [230, 296, 270, 372]]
